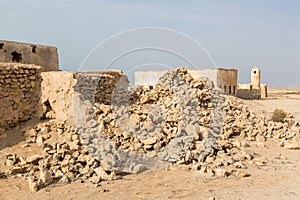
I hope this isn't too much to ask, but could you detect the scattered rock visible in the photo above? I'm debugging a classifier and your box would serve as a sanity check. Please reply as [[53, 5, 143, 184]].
[[132, 164, 147, 174], [214, 168, 229, 177], [15, 185, 21, 190], [39, 168, 52, 185], [2, 68, 300, 192], [140, 137, 157, 145], [28, 176, 38, 192], [235, 169, 251, 177], [36, 136, 43, 146], [284, 140, 300, 150]]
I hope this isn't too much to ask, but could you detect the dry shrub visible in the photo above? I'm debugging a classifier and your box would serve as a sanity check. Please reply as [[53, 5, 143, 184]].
[[271, 109, 287, 122]]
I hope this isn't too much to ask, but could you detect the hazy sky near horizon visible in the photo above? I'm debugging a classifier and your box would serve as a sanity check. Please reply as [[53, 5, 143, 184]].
[[0, 0, 299, 87]]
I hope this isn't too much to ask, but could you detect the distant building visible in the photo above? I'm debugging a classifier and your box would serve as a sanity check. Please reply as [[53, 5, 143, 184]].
[[135, 67, 267, 99], [134, 68, 238, 95], [236, 67, 267, 99], [0, 40, 58, 71]]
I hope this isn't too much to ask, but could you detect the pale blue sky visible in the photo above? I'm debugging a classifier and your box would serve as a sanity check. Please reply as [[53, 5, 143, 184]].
[[0, 0, 299, 87]]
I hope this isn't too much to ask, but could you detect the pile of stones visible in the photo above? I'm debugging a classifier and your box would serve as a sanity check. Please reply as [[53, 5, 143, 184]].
[[222, 99, 300, 149], [92, 68, 300, 176], [93, 68, 253, 177], [97, 68, 224, 162], [2, 68, 300, 191], [4, 121, 120, 191]]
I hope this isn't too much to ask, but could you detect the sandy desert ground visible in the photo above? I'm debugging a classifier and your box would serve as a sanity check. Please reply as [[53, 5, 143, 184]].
[[0, 88, 300, 200]]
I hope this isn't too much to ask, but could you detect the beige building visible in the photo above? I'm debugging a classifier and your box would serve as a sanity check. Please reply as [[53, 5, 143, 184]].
[[135, 68, 238, 95], [236, 67, 267, 99], [135, 67, 267, 99]]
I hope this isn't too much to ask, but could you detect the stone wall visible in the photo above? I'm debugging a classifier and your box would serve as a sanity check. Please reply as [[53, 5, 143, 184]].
[[0, 67, 124, 127], [0, 40, 59, 71], [0, 62, 42, 128], [74, 70, 124, 104], [39, 70, 124, 126]]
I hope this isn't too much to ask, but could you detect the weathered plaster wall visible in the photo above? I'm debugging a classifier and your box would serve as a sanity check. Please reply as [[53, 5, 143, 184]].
[[0, 62, 42, 128], [135, 70, 169, 86], [135, 68, 238, 95], [251, 67, 261, 88], [217, 68, 238, 95], [39, 72, 76, 125], [261, 84, 268, 98], [0, 40, 58, 71], [0, 67, 124, 128], [135, 69, 221, 87], [188, 69, 219, 86], [39, 70, 124, 126], [236, 85, 261, 99]]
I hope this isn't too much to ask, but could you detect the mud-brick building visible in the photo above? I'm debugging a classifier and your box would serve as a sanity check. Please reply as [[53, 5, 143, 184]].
[[0, 40, 58, 71]]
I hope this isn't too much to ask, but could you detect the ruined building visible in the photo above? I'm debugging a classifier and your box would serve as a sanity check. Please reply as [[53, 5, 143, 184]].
[[0, 40, 269, 129], [236, 67, 268, 99], [135, 68, 238, 95], [135, 67, 267, 99], [0, 40, 58, 71]]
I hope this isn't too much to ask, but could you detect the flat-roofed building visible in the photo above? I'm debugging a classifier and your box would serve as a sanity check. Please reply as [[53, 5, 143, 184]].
[[134, 68, 238, 95], [0, 40, 58, 71]]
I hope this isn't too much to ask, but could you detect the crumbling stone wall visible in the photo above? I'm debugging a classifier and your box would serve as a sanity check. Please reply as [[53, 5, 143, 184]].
[[0, 40, 59, 71], [40, 72, 76, 125], [0, 62, 42, 128], [39, 70, 124, 125], [74, 70, 124, 104]]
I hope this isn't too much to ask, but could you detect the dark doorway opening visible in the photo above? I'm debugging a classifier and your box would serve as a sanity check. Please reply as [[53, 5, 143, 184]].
[[11, 51, 22, 62], [31, 45, 37, 53]]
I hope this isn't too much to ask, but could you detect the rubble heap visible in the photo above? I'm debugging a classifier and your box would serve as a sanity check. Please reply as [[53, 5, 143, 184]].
[[222, 100, 300, 149], [4, 121, 119, 191], [1, 68, 300, 191], [96, 68, 225, 163]]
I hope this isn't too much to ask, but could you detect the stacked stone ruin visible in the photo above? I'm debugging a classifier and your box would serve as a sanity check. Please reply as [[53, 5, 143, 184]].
[[1, 66, 300, 192], [0, 62, 42, 128]]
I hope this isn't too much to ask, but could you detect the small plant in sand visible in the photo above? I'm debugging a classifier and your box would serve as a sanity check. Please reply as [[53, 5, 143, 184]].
[[271, 108, 287, 122]]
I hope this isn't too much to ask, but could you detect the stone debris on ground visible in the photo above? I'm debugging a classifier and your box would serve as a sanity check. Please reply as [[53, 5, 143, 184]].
[[1, 68, 300, 192], [3, 121, 120, 191]]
